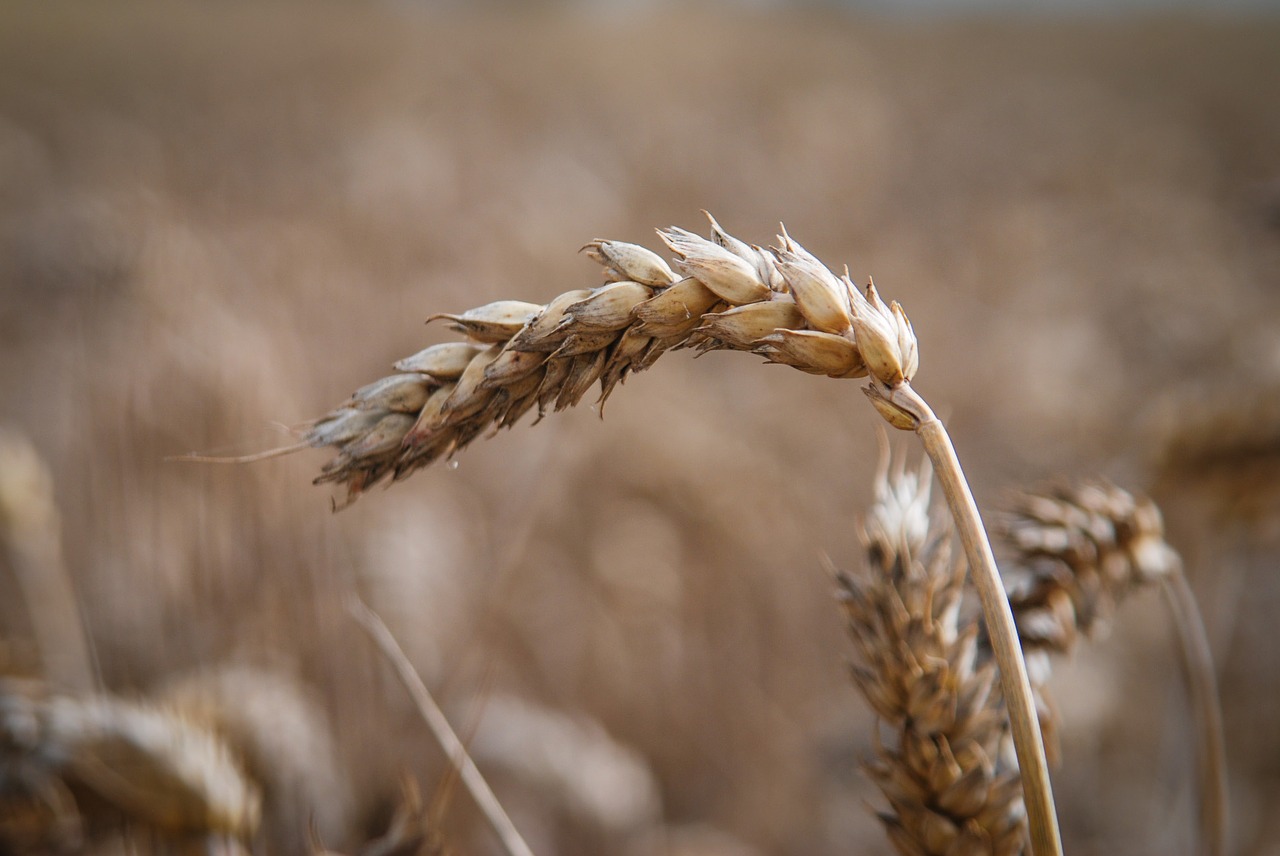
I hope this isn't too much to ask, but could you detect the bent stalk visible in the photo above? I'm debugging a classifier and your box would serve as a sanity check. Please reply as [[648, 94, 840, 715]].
[[1162, 568, 1229, 856], [871, 381, 1063, 856]]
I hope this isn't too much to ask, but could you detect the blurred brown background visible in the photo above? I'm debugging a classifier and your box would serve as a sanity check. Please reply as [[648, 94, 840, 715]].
[[1, 2, 1278, 854]]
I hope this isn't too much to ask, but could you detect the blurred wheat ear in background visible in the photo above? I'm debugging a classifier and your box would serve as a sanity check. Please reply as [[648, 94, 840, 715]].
[[999, 482, 1228, 856]]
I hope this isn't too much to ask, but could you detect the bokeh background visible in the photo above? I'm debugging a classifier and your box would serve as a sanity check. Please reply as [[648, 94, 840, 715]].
[[1, 2, 1278, 854]]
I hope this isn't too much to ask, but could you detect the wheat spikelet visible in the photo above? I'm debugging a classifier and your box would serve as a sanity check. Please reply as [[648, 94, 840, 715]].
[[1001, 481, 1180, 646], [300, 212, 916, 505], [996, 481, 1182, 764], [837, 453, 1026, 856], [998, 481, 1181, 707], [996, 482, 1227, 855]]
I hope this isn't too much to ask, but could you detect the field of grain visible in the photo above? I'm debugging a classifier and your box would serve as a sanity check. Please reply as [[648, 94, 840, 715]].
[[1, 3, 1278, 854]]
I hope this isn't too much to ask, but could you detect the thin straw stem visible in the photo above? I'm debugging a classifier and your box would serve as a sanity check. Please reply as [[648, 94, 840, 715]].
[[893, 383, 1063, 856], [1161, 568, 1229, 856], [0, 431, 97, 692], [348, 597, 536, 856]]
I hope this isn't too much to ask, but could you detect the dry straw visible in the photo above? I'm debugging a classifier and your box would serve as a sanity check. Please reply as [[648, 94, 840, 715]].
[[0, 429, 95, 693], [289, 212, 1063, 855], [349, 598, 535, 856]]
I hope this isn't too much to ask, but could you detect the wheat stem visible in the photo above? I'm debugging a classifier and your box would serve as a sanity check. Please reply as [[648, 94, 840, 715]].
[[0, 429, 97, 693], [348, 598, 536, 856], [1161, 568, 1229, 856], [888, 383, 1063, 856]]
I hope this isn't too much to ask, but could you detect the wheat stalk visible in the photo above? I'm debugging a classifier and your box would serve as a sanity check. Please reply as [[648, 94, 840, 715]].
[[837, 450, 1026, 856], [0, 429, 96, 693], [348, 597, 535, 856], [999, 481, 1228, 856], [288, 212, 1062, 856]]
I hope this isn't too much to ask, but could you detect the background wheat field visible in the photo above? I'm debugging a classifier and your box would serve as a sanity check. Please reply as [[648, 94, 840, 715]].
[[1, 3, 1278, 855]]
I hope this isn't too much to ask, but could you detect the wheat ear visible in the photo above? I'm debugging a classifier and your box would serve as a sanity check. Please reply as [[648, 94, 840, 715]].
[[297, 213, 1061, 856], [348, 598, 535, 856], [838, 449, 1026, 856], [0, 677, 262, 844], [1000, 482, 1228, 856]]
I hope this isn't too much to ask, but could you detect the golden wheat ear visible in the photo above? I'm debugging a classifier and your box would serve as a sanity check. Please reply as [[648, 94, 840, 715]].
[[301, 214, 898, 506]]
